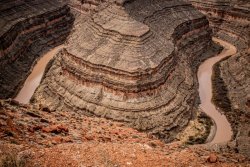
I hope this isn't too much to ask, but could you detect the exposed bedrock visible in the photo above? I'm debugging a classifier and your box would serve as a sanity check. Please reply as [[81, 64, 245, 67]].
[[188, 0, 250, 156], [67, 0, 109, 13], [188, 0, 250, 50], [212, 51, 250, 156], [32, 0, 220, 142], [0, 0, 74, 99]]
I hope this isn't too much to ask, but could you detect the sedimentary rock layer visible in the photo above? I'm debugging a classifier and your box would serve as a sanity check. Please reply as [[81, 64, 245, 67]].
[[0, 0, 74, 99], [188, 0, 250, 50], [32, 0, 219, 142], [189, 0, 250, 156], [212, 51, 250, 156], [67, 0, 109, 13]]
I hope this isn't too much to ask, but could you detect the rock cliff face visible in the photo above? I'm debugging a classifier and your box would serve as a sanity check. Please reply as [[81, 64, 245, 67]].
[[0, 0, 74, 99], [188, 0, 250, 50], [213, 51, 250, 156], [32, 0, 220, 142], [188, 0, 250, 156]]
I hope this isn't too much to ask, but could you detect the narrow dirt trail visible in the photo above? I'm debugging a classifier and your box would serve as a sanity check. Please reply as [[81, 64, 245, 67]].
[[198, 37, 236, 143], [14, 45, 64, 104]]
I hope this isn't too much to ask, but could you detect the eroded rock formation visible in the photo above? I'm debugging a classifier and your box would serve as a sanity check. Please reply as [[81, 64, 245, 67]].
[[188, 0, 250, 156], [32, 0, 220, 142], [189, 0, 250, 50], [67, 0, 109, 13], [0, 0, 74, 99]]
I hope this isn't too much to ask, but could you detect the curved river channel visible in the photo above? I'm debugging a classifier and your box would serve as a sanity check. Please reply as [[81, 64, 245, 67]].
[[14, 45, 64, 104], [15, 38, 236, 143], [198, 37, 236, 143]]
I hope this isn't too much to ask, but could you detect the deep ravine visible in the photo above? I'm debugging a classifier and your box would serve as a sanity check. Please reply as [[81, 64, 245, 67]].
[[14, 37, 236, 144], [198, 37, 236, 143]]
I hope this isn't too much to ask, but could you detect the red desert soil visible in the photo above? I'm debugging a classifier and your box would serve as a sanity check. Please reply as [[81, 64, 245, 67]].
[[0, 100, 249, 167]]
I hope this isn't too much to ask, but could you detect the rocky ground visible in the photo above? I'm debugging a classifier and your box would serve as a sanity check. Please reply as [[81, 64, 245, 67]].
[[0, 100, 249, 167]]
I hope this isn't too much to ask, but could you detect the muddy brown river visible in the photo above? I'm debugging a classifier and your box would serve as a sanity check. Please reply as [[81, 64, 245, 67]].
[[14, 45, 64, 104], [15, 38, 235, 143], [198, 37, 236, 143]]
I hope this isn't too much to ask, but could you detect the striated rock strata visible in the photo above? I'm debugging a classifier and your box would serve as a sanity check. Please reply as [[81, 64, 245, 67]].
[[0, 0, 74, 99], [188, 0, 250, 50], [67, 0, 109, 13], [212, 51, 250, 156], [32, 0, 220, 142], [188, 0, 250, 156]]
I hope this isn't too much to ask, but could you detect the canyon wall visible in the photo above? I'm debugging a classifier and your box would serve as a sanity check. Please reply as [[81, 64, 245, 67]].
[[188, 0, 250, 156], [66, 0, 109, 13], [0, 0, 74, 99], [32, 0, 220, 142], [189, 0, 250, 50]]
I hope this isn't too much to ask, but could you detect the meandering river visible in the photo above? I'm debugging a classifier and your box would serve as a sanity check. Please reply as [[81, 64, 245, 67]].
[[14, 38, 236, 143], [14, 45, 64, 104], [198, 37, 236, 143]]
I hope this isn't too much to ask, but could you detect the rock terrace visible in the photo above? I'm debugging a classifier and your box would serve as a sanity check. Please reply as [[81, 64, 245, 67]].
[[32, 0, 220, 142]]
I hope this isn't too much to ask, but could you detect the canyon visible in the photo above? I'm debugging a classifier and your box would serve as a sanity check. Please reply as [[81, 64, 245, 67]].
[[188, 0, 250, 157], [31, 0, 220, 143], [0, 0, 249, 166]]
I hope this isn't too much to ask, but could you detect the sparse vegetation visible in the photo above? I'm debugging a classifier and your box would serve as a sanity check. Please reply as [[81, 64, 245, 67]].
[[0, 153, 26, 167], [185, 112, 213, 145]]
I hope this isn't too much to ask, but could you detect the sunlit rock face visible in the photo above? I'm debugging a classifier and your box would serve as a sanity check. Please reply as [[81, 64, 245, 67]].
[[188, 0, 250, 156], [32, 0, 219, 142], [0, 0, 74, 99]]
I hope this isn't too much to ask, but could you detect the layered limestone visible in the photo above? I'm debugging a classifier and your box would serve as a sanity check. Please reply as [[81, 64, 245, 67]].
[[188, 0, 250, 50], [32, 0, 220, 142], [0, 0, 74, 99], [188, 0, 250, 156]]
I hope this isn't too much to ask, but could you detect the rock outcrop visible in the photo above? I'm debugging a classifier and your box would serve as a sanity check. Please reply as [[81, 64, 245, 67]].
[[188, 0, 250, 50], [32, 0, 220, 142], [67, 0, 109, 13], [0, 0, 74, 99], [188, 0, 250, 156]]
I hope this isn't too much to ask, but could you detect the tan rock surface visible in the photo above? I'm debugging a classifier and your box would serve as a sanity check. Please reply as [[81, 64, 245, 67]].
[[32, 0, 221, 142]]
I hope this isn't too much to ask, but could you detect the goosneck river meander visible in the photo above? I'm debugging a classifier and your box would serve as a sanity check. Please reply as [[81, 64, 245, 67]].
[[14, 38, 235, 144]]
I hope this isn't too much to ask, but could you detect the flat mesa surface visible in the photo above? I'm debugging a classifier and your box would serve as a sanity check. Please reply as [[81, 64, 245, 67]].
[[67, 5, 177, 73], [198, 38, 236, 143]]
